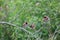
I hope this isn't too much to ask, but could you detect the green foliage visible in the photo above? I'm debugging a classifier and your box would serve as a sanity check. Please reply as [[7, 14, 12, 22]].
[[0, 0, 60, 40]]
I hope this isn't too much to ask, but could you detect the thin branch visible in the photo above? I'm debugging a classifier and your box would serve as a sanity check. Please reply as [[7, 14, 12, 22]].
[[0, 21, 33, 35]]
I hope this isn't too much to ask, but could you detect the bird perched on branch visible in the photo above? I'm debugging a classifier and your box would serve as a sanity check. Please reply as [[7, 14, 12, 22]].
[[30, 23, 35, 29], [23, 22, 28, 28], [43, 16, 50, 22]]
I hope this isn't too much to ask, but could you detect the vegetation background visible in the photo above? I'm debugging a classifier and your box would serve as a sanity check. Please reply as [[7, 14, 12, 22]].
[[0, 0, 60, 40]]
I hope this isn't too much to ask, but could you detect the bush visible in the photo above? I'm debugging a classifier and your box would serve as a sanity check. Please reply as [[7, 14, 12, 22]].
[[0, 0, 60, 40]]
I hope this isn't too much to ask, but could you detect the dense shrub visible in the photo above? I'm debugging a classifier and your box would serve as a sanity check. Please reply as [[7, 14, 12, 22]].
[[0, 0, 60, 40]]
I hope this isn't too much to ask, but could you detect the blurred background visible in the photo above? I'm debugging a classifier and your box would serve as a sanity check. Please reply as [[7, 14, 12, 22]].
[[0, 0, 60, 40]]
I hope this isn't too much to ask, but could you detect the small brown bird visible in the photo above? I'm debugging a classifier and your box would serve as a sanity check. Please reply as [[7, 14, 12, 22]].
[[30, 23, 35, 29], [23, 22, 28, 27], [43, 16, 50, 22]]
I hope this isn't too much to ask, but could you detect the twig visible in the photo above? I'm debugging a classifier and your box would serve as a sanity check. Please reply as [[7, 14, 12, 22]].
[[0, 21, 33, 35]]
